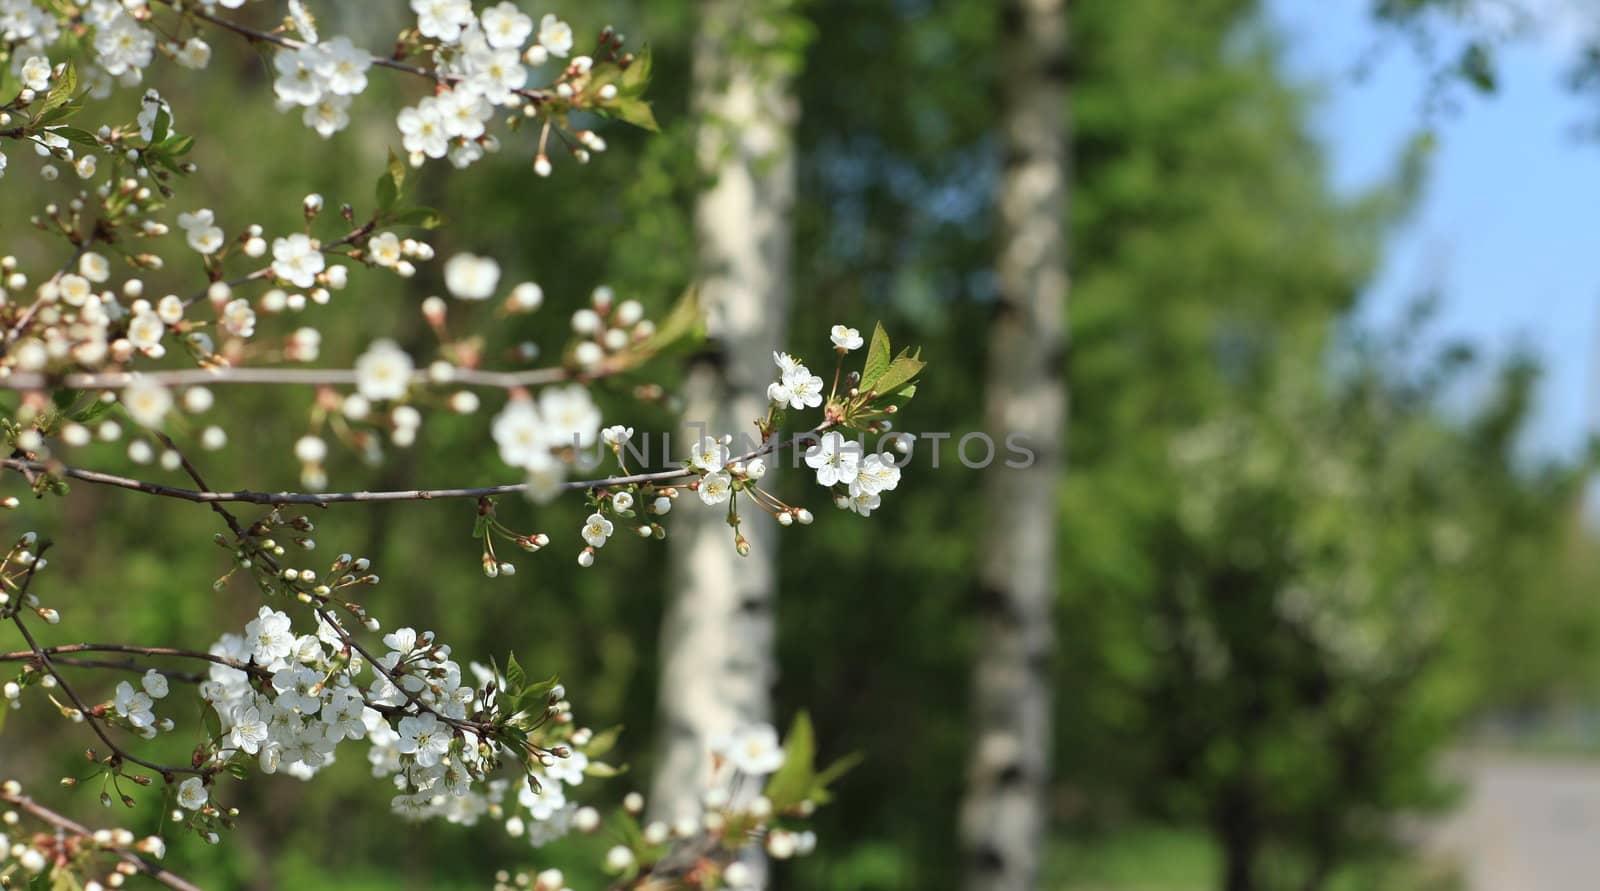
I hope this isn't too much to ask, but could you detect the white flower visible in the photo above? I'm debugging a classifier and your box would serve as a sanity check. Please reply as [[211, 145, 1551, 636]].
[[176, 777, 208, 811], [244, 606, 295, 664], [98, 18, 156, 77], [187, 224, 224, 255], [804, 431, 862, 487], [177, 208, 214, 232], [354, 339, 414, 401], [726, 723, 785, 775], [690, 435, 729, 472], [699, 470, 733, 505], [303, 93, 352, 138], [121, 379, 173, 428], [368, 232, 403, 267], [601, 424, 634, 446], [492, 399, 549, 468], [272, 45, 324, 106], [581, 512, 613, 548], [545, 750, 589, 786], [444, 252, 501, 300], [271, 234, 325, 288], [229, 705, 270, 754], [538, 14, 573, 57], [851, 453, 902, 495], [412, 0, 474, 43], [847, 491, 881, 516], [294, 435, 327, 464], [782, 366, 825, 410], [20, 56, 50, 91], [222, 299, 257, 338], [383, 627, 420, 655], [113, 681, 155, 728], [774, 351, 803, 375], [538, 385, 601, 450], [126, 309, 166, 352], [141, 669, 169, 699], [437, 86, 492, 139], [58, 274, 92, 306], [315, 36, 371, 95], [396, 713, 450, 767], [482, 2, 534, 48], [175, 37, 211, 69], [398, 99, 449, 158], [830, 324, 864, 351], [612, 491, 634, 512]]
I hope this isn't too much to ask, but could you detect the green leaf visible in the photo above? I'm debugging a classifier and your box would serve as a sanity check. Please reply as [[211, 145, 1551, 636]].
[[377, 149, 405, 211], [388, 206, 445, 229], [860, 323, 892, 391], [585, 724, 623, 759], [608, 97, 659, 133], [764, 711, 816, 811], [150, 105, 171, 145], [200, 693, 222, 741], [809, 751, 863, 804], [622, 45, 653, 93], [504, 653, 527, 698], [50, 127, 98, 147], [42, 62, 76, 114], [872, 352, 925, 397], [608, 809, 644, 848], [638, 286, 705, 358], [583, 761, 625, 778]]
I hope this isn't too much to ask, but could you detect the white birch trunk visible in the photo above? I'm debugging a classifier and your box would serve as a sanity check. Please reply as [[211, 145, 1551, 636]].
[[960, 0, 1068, 889], [650, 0, 799, 856]]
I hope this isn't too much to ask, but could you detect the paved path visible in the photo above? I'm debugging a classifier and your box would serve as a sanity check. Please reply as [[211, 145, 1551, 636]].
[[1419, 752, 1600, 891]]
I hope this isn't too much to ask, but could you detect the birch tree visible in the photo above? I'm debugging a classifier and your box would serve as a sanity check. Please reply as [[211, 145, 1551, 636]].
[[651, 0, 804, 829], [960, 0, 1068, 889]]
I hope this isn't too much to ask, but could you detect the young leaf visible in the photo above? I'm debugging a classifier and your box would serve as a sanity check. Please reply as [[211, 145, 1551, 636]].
[[504, 652, 527, 698], [873, 354, 925, 397], [41, 62, 76, 115], [609, 97, 659, 133], [377, 149, 405, 211], [764, 711, 816, 811], [622, 45, 653, 93], [860, 323, 892, 391]]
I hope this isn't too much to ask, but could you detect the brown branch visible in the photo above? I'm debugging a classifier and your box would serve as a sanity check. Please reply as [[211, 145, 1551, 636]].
[[9, 612, 207, 779], [0, 364, 574, 392], [0, 643, 269, 682], [0, 787, 208, 891], [1, 428, 824, 506]]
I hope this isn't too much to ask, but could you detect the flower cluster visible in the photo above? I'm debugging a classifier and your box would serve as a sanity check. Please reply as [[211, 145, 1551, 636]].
[[492, 716, 835, 891]]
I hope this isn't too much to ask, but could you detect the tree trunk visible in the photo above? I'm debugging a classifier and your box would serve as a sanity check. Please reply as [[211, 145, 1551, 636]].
[[650, 0, 799, 858], [959, 1, 1068, 890]]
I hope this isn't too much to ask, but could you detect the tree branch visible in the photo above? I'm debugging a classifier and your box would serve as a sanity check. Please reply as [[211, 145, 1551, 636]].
[[1, 428, 824, 506], [0, 787, 208, 891], [0, 364, 574, 392], [0, 643, 269, 682]]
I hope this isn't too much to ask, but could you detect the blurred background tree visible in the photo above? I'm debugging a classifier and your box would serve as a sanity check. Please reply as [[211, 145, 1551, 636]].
[[4, 0, 1599, 890]]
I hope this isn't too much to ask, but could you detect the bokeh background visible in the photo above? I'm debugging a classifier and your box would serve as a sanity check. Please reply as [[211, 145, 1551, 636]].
[[7, 0, 1600, 889]]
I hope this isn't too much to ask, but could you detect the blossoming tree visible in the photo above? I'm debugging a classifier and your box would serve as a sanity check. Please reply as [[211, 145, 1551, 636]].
[[0, 2, 923, 888]]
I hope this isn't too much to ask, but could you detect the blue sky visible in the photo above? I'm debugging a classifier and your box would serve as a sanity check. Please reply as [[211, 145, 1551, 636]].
[[1267, 0, 1600, 457]]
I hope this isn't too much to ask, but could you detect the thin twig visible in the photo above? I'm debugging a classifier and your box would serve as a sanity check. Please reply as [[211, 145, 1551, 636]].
[[0, 788, 208, 891], [9, 612, 206, 779], [0, 643, 268, 680], [1, 428, 825, 506], [0, 364, 574, 392]]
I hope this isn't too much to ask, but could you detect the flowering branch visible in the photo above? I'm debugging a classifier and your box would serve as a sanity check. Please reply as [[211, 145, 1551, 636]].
[[9, 610, 208, 780], [0, 643, 269, 682], [2, 427, 830, 506], [0, 785, 203, 891], [0, 364, 575, 392]]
